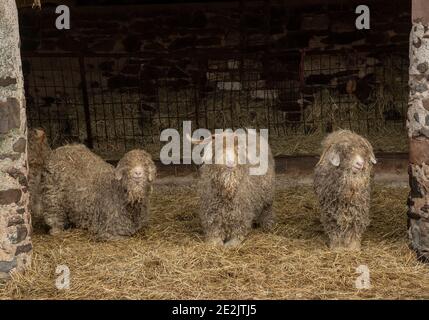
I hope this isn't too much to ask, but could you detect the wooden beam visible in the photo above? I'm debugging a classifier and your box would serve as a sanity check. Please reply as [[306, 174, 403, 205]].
[[412, 0, 429, 22]]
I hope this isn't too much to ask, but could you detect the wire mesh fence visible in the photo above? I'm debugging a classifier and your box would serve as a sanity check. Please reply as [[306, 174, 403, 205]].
[[22, 46, 409, 159]]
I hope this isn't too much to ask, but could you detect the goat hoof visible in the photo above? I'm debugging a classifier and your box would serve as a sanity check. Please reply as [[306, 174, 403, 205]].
[[206, 237, 224, 246], [224, 238, 243, 248], [49, 227, 64, 236]]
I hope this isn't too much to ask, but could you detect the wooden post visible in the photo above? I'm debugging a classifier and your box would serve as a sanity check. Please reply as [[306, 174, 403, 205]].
[[408, 0, 429, 261], [0, 0, 33, 279]]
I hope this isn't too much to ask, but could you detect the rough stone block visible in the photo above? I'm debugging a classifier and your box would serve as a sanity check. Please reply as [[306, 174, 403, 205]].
[[301, 14, 329, 31], [8, 225, 28, 244], [0, 153, 21, 161], [15, 243, 32, 256], [0, 97, 21, 134], [12, 137, 26, 153], [0, 77, 17, 87], [217, 81, 241, 91], [168, 36, 195, 51], [7, 215, 24, 227], [0, 189, 22, 205], [123, 34, 142, 52], [0, 258, 17, 273]]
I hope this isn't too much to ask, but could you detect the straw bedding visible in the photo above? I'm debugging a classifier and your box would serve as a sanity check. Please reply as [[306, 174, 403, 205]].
[[0, 183, 428, 300]]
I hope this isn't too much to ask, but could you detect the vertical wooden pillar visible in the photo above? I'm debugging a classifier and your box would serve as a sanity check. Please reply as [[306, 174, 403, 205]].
[[408, 0, 429, 261], [0, 0, 32, 279]]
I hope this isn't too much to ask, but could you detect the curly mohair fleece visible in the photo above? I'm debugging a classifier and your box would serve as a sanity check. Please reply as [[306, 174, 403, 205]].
[[197, 138, 275, 247], [313, 130, 376, 250], [41, 144, 156, 240], [27, 128, 51, 229]]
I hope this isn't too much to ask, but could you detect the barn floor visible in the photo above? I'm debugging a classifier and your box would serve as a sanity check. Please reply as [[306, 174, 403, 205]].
[[1, 183, 428, 300]]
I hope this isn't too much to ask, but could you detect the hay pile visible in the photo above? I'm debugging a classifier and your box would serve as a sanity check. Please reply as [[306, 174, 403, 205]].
[[1, 183, 428, 300], [269, 128, 408, 157], [97, 128, 408, 162]]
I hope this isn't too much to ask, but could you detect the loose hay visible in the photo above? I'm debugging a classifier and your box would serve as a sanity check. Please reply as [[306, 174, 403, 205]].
[[1, 183, 428, 300]]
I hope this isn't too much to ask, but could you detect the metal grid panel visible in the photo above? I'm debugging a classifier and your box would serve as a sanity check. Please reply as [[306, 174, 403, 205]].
[[23, 56, 88, 146], [23, 48, 409, 157]]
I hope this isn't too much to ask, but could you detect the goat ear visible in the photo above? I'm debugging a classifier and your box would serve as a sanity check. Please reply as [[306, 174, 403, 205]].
[[34, 129, 46, 143], [148, 165, 156, 182], [114, 167, 124, 180], [328, 151, 340, 167], [370, 154, 377, 164]]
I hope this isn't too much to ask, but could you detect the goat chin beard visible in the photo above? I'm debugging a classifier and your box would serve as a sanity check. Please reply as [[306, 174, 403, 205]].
[[213, 169, 243, 198], [125, 186, 147, 205]]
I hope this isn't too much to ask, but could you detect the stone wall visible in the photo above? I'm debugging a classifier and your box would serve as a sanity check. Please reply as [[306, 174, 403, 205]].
[[0, 0, 32, 280], [407, 4, 429, 262], [19, 1, 411, 54]]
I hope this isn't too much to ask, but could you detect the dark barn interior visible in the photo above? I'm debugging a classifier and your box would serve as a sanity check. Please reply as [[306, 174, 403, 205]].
[[18, 0, 411, 161]]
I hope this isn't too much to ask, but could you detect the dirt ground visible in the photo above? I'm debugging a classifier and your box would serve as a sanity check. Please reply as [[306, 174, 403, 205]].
[[1, 182, 428, 300]]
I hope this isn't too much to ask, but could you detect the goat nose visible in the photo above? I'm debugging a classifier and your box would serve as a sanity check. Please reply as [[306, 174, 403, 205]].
[[132, 168, 144, 178], [353, 158, 364, 171]]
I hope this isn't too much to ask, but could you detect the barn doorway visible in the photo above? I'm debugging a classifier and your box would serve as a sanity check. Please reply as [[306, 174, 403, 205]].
[[4, 0, 429, 300]]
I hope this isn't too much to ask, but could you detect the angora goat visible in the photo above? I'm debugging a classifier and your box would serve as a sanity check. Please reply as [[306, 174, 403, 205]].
[[313, 130, 377, 250], [41, 144, 156, 240], [192, 130, 275, 247], [27, 128, 51, 229]]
